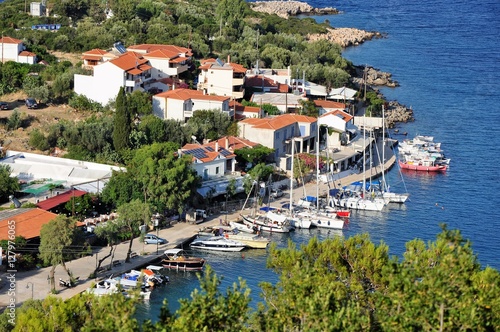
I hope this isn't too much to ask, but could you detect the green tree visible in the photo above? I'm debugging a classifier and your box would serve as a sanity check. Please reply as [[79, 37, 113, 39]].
[[234, 145, 274, 167], [6, 109, 21, 131], [28, 129, 49, 151], [375, 225, 500, 331], [130, 142, 201, 214], [0, 165, 20, 203], [113, 87, 131, 151], [39, 215, 78, 293], [138, 114, 167, 144], [113, 199, 152, 262], [101, 169, 143, 208]]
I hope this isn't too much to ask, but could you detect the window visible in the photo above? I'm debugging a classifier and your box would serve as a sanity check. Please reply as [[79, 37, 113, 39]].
[[215, 167, 219, 174], [275, 132, 280, 140]]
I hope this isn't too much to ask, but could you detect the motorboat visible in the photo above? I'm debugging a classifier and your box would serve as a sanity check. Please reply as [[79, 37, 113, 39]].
[[190, 236, 246, 252], [162, 249, 206, 271]]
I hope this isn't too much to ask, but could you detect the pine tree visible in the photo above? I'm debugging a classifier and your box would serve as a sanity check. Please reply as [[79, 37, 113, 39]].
[[113, 87, 131, 151]]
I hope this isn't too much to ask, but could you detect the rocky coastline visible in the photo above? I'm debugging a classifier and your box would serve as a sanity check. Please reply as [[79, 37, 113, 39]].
[[307, 27, 382, 48], [250, 1, 338, 19]]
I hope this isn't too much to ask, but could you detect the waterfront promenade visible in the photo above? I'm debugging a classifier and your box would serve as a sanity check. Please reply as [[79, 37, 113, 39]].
[[0, 151, 395, 310]]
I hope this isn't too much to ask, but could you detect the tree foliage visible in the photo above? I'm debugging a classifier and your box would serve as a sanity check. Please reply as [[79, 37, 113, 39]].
[[113, 87, 131, 151], [38, 215, 78, 293], [0, 165, 20, 203]]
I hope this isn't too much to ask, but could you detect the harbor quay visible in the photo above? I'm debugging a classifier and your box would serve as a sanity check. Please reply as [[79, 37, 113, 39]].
[[0, 151, 395, 311]]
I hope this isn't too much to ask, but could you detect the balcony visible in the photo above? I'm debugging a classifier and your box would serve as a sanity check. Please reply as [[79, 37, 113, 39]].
[[165, 64, 188, 76], [232, 77, 244, 86]]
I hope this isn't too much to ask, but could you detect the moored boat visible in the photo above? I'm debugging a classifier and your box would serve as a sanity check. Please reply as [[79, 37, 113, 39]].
[[190, 236, 246, 252], [162, 249, 206, 271], [398, 159, 447, 172], [241, 211, 295, 233]]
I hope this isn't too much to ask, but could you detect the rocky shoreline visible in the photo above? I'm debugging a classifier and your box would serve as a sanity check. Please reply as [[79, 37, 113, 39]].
[[307, 27, 382, 48], [250, 1, 338, 19]]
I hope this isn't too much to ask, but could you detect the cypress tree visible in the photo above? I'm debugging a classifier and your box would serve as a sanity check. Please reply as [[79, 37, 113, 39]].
[[113, 87, 131, 151]]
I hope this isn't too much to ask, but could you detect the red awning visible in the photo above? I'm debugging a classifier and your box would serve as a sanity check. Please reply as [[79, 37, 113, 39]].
[[36, 189, 87, 210]]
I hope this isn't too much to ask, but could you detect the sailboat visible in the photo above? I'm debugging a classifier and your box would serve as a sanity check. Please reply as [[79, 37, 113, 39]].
[[378, 105, 409, 203], [334, 115, 386, 211]]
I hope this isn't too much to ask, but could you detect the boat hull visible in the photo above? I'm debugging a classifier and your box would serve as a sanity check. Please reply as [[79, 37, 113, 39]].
[[241, 215, 293, 233], [161, 260, 205, 271], [399, 160, 447, 172]]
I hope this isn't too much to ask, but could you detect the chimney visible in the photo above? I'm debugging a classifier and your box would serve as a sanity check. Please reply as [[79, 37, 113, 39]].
[[227, 55, 230, 64], [215, 141, 219, 151], [225, 137, 229, 150]]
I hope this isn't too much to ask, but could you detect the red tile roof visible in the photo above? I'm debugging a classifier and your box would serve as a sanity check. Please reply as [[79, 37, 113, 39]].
[[0, 36, 22, 44], [143, 49, 180, 59], [154, 88, 229, 102], [127, 44, 193, 57], [245, 75, 278, 88], [18, 51, 36, 57], [212, 136, 259, 151], [314, 100, 346, 109], [109, 52, 151, 74], [181, 142, 235, 163], [36, 189, 87, 211], [0, 209, 59, 240], [240, 114, 316, 130], [198, 59, 247, 73], [320, 109, 353, 123]]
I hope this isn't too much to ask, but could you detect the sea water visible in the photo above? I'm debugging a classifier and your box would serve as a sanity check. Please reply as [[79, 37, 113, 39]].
[[136, 0, 500, 321]]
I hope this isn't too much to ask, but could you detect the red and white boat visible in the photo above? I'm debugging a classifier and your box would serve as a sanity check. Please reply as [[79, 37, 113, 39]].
[[398, 159, 447, 172]]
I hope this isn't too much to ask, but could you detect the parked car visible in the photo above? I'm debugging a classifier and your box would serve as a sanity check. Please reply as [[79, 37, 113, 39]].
[[0, 102, 9, 110], [25, 98, 38, 109], [144, 234, 167, 245], [270, 188, 284, 198]]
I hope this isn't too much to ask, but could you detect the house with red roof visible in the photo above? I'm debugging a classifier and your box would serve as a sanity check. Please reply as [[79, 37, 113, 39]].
[[238, 114, 318, 171], [152, 88, 231, 122], [197, 58, 246, 100], [314, 100, 347, 115], [0, 36, 37, 64], [230, 100, 263, 120], [128, 44, 192, 78], [81, 48, 116, 69], [74, 51, 164, 105], [179, 139, 249, 197], [318, 110, 356, 149]]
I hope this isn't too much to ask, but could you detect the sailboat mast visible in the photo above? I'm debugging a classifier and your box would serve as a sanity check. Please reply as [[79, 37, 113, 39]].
[[289, 138, 294, 214], [362, 114, 366, 198], [316, 123, 320, 210], [382, 105, 386, 191]]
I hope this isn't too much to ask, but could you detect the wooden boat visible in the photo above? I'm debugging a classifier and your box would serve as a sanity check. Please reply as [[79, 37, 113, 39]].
[[161, 249, 206, 271], [190, 236, 246, 252], [223, 232, 270, 249], [398, 159, 447, 172]]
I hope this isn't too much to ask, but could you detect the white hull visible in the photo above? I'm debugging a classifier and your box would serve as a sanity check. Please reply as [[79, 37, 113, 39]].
[[289, 216, 312, 229], [382, 192, 409, 203], [242, 214, 293, 233], [298, 212, 345, 229], [190, 237, 246, 252], [335, 197, 386, 211]]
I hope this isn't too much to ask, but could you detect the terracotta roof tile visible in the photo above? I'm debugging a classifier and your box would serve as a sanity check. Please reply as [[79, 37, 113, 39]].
[[18, 51, 36, 57], [320, 109, 353, 123], [314, 99, 346, 109], [154, 88, 229, 102], [240, 114, 316, 130], [0, 36, 22, 44], [37, 189, 87, 210], [127, 44, 193, 56], [109, 52, 150, 72], [0, 209, 59, 240]]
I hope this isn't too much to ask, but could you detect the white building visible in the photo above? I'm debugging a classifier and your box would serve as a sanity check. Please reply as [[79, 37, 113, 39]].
[[314, 99, 347, 116], [30, 2, 46, 16], [197, 58, 246, 99], [318, 110, 355, 149], [0, 36, 37, 64], [74, 51, 159, 105], [179, 140, 246, 198], [238, 114, 317, 171], [152, 88, 231, 122], [0, 150, 124, 194]]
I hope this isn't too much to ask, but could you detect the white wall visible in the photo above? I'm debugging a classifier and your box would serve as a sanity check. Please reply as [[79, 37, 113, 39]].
[[203, 69, 233, 97], [147, 58, 170, 79], [74, 62, 125, 105], [152, 96, 166, 119], [1, 43, 21, 61]]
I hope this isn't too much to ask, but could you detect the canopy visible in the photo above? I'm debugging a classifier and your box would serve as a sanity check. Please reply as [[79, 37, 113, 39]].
[[328, 87, 357, 100]]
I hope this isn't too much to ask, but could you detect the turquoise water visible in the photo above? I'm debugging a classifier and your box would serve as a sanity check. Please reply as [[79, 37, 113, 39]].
[[136, 0, 500, 321]]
